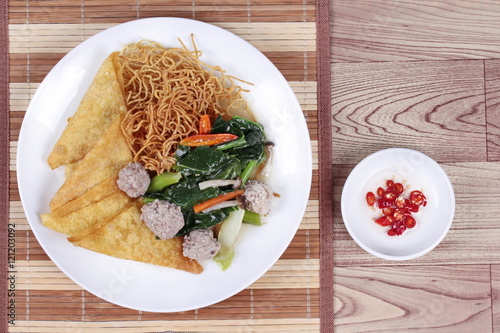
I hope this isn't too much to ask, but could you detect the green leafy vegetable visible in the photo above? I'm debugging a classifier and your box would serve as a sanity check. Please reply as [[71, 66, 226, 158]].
[[175, 144, 191, 160], [162, 176, 222, 209], [142, 115, 269, 256], [209, 115, 267, 185], [176, 206, 238, 236], [174, 146, 241, 179]]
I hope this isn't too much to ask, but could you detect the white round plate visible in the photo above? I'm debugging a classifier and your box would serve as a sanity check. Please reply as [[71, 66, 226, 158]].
[[17, 18, 312, 312], [341, 148, 455, 260]]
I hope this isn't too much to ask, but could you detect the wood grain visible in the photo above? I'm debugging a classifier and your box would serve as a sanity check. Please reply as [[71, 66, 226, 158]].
[[332, 60, 487, 165], [334, 266, 492, 332], [331, 0, 500, 62], [492, 265, 500, 331], [333, 161, 500, 267], [485, 59, 500, 161], [331, 1, 500, 331]]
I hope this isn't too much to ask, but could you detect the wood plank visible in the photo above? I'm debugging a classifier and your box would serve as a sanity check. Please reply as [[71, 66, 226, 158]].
[[8, 318, 320, 332], [332, 60, 486, 165], [333, 162, 500, 266], [334, 265, 492, 332], [485, 59, 500, 162], [492, 265, 500, 331], [331, 0, 500, 62]]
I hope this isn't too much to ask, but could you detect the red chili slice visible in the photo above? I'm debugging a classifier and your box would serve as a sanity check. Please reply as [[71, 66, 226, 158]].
[[198, 115, 212, 135], [387, 229, 397, 236], [382, 207, 394, 216], [366, 192, 376, 206], [384, 192, 397, 202], [393, 209, 404, 221], [395, 222, 407, 235], [377, 197, 392, 208], [410, 190, 426, 206], [394, 183, 404, 195], [405, 216, 416, 228], [385, 215, 395, 225], [366, 180, 427, 237], [394, 196, 406, 208], [374, 216, 392, 227], [180, 133, 238, 146], [405, 204, 420, 213]]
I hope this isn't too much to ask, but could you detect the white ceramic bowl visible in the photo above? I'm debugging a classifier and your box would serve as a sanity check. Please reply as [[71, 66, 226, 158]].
[[341, 148, 455, 260]]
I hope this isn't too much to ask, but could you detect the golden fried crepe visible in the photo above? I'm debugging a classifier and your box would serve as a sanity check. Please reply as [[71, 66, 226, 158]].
[[44, 177, 120, 219], [68, 205, 203, 274], [42, 192, 132, 236], [47, 52, 126, 169], [49, 114, 132, 211], [64, 161, 80, 177]]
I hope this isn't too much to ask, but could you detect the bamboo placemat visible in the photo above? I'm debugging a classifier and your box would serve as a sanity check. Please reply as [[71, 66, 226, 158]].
[[2, 1, 10, 333], [5, 1, 326, 332]]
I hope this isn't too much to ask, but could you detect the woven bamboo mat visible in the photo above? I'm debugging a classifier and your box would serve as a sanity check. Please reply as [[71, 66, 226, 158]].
[[5, 1, 327, 332]]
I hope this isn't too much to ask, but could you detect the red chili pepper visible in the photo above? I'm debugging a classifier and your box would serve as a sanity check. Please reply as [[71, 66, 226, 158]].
[[366, 180, 427, 237], [374, 216, 392, 226], [180, 133, 238, 147], [199, 115, 212, 135], [394, 183, 404, 195], [410, 190, 426, 206], [366, 192, 376, 206]]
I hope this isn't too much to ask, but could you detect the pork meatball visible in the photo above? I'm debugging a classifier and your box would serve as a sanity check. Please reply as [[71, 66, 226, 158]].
[[183, 228, 221, 260], [140, 200, 184, 240], [243, 180, 274, 215], [117, 162, 150, 198]]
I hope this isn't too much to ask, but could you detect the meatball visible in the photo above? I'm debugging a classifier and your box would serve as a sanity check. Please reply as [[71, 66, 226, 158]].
[[183, 228, 221, 260], [117, 162, 150, 198], [243, 180, 274, 215], [140, 200, 184, 240]]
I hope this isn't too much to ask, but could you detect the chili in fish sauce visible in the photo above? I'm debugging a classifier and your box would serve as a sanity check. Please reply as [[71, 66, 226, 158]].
[[366, 179, 427, 236]]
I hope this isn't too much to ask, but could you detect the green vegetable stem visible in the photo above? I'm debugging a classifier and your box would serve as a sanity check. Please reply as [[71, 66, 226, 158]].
[[243, 210, 262, 226], [147, 172, 182, 192]]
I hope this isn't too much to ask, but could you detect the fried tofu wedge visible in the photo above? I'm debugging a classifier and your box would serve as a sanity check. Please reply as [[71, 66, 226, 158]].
[[48, 52, 127, 169], [68, 205, 203, 274], [49, 114, 132, 211]]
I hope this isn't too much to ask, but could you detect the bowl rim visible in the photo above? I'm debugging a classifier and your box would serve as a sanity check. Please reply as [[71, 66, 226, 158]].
[[340, 147, 456, 261]]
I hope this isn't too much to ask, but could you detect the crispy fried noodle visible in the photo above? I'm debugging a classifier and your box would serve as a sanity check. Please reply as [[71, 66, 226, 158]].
[[118, 38, 251, 174]]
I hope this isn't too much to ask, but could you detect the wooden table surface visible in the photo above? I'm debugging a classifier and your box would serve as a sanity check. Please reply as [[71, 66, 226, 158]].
[[331, 1, 500, 332]]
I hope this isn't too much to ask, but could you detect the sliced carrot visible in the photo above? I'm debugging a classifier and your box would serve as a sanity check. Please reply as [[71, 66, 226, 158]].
[[199, 115, 212, 135], [180, 133, 238, 147], [193, 189, 245, 213]]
